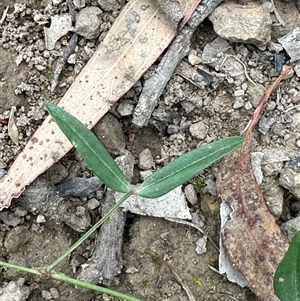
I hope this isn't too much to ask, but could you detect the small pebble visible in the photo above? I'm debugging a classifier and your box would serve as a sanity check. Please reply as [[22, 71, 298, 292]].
[[184, 184, 198, 205], [138, 148, 155, 170], [117, 100, 134, 116], [36, 214, 46, 223], [233, 99, 244, 109], [87, 198, 100, 210], [233, 89, 244, 97], [56, 177, 102, 197], [189, 121, 208, 140], [188, 53, 201, 65], [244, 101, 253, 110]]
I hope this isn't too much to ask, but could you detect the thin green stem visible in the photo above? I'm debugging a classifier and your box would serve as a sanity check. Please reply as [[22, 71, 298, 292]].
[[0, 260, 41, 276], [47, 191, 133, 271], [52, 271, 143, 301]]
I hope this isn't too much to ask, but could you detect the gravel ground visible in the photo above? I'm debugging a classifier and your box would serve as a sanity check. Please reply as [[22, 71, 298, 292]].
[[0, 1, 300, 300]]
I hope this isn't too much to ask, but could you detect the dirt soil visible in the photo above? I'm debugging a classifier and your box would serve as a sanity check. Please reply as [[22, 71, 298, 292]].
[[0, 0, 300, 300]]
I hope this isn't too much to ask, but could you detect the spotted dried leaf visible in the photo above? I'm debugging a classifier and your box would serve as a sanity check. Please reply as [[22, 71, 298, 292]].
[[216, 67, 293, 301]]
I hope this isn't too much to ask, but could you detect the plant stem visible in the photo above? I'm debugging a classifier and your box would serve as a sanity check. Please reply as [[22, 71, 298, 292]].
[[52, 271, 144, 301], [47, 191, 133, 271], [0, 260, 41, 275]]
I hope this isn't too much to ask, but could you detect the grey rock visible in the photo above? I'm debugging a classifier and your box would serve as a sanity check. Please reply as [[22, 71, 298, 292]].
[[184, 184, 198, 205], [261, 177, 284, 219], [203, 178, 217, 196], [0, 169, 7, 179], [258, 116, 276, 135], [94, 113, 125, 155], [195, 237, 207, 255], [0, 211, 22, 227], [282, 216, 300, 241], [233, 98, 244, 109], [294, 60, 300, 78], [98, 0, 119, 11], [202, 37, 231, 66], [16, 177, 91, 232], [292, 112, 300, 131], [14, 207, 27, 217], [46, 163, 68, 184], [233, 89, 244, 97], [63, 207, 91, 232], [0, 279, 29, 301], [44, 15, 73, 50], [56, 176, 102, 197], [209, 3, 272, 46], [188, 52, 201, 65], [251, 152, 264, 185], [117, 99, 134, 116], [189, 121, 208, 140], [279, 166, 300, 198], [87, 198, 100, 210], [278, 27, 300, 63], [247, 83, 265, 108], [75, 7, 102, 39], [73, 0, 86, 9], [138, 148, 155, 170]]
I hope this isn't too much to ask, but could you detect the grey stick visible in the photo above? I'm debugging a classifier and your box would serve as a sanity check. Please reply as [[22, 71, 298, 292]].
[[132, 0, 223, 127]]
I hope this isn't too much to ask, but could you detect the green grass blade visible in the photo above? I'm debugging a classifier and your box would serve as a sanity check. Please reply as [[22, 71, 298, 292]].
[[274, 231, 300, 301], [45, 103, 131, 193], [136, 136, 244, 198]]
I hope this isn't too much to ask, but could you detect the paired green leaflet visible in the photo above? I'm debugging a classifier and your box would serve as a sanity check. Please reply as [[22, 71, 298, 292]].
[[45, 103, 131, 193], [274, 231, 300, 301], [45, 103, 244, 199], [137, 137, 243, 197]]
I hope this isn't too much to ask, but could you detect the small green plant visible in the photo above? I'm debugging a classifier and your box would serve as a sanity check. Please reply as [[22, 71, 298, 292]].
[[274, 230, 300, 301], [0, 103, 244, 300]]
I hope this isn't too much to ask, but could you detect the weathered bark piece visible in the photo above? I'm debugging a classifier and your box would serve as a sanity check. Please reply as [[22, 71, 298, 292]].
[[132, 0, 223, 127], [0, 0, 201, 210], [78, 151, 134, 286], [216, 67, 292, 301], [154, 0, 184, 29]]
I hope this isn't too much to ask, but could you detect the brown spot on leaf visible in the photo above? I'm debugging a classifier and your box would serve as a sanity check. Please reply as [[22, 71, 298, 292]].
[[31, 137, 38, 143]]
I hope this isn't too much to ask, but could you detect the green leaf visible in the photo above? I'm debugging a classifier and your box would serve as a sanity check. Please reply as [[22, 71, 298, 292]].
[[274, 231, 300, 301], [45, 103, 131, 193], [137, 136, 244, 198]]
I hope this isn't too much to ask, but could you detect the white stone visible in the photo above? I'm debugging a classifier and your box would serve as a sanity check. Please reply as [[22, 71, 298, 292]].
[[189, 121, 208, 140]]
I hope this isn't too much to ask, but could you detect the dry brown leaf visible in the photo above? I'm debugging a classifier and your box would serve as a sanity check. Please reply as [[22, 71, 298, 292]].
[[216, 67, 293, 301], [0, 0, 201, 210]]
